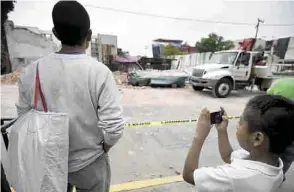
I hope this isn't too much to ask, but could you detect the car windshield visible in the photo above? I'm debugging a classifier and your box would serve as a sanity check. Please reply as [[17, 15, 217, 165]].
[[208, 52, 238, 64]]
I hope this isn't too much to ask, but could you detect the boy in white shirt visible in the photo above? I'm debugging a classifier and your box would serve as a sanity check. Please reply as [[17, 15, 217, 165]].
[[182, 95, 294, 192]]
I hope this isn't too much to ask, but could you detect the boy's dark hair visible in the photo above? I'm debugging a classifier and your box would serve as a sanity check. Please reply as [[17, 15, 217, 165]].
[[244, 94, 294, 155], [52, 1, 90, 46]]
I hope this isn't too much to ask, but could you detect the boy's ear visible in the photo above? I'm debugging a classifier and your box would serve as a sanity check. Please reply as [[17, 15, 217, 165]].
[[52, 27, 60, 40], [250, 132, 265, 147]]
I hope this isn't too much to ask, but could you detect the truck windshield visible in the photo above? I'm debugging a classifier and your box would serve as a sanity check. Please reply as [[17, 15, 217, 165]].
[[208, 52, 238, 64]]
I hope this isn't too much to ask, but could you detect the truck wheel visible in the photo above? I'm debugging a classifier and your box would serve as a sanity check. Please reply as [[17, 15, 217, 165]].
[[192, 86, 204, 91], [212, 78, 232, 98], [256, 78, 271, 92]]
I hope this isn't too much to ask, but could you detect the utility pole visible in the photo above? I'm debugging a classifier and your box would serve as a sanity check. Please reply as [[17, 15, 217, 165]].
[[252, 18, 264, 51], [255, 18, 264, 39]]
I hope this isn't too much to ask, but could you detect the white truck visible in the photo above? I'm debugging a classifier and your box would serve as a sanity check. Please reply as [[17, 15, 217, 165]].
[[189, 50, 277, 98]]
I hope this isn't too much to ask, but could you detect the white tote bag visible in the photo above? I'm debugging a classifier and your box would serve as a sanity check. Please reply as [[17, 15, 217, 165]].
[[7, 63, 69, 192]]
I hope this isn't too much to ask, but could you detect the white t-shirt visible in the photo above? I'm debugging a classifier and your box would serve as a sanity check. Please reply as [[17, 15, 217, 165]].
[[193, 150, 283, 192]]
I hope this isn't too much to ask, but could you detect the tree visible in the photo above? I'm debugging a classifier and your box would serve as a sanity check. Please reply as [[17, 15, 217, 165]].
[[117, 48, 129, 57], [163, 44, 187, 57], [196, 33, 234, 53], [1, 1, 16, 74]]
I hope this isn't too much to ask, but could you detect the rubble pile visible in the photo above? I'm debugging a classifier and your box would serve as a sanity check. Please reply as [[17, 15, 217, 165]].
[[113, 71, 128, 85], [1, 68, 24, 84], [1, 69, 129, 86], [119, 84, 148, 89]]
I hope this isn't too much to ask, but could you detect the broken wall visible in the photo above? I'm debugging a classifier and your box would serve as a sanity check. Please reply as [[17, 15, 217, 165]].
[[5, 21, 58, 71]]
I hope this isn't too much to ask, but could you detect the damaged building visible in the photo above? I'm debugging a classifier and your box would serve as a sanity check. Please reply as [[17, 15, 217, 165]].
[[4, 20, 59, 71], [89, 34, 118, 64]]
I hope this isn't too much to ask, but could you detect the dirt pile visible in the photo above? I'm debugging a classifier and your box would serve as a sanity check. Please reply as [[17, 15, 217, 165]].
[[113, 71, 128, 85], [1, 69, 129, 85], [1, 69, 24, 84]]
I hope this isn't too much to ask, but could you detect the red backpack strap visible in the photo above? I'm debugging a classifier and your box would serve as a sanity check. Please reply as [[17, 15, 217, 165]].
[[34, 63, 48, 112]]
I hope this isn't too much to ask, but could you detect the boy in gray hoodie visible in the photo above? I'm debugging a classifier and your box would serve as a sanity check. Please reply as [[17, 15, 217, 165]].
[[17, 1, 124, 191]]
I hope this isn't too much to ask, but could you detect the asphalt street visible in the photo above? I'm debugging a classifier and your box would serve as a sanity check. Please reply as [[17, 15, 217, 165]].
[[1, 85, 293, 192]]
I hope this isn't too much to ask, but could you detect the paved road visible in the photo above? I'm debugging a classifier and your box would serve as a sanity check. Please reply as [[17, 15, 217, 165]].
[[1, 85, 293, 191]]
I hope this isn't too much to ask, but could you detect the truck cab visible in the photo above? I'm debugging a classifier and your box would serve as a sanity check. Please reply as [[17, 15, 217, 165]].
[[190, 50, 273, 98]]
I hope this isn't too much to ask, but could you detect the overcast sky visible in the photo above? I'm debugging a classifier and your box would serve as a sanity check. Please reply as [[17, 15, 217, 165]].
[[8, 0, 294, 56]]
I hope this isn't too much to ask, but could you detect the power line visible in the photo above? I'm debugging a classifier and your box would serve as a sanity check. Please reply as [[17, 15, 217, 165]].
[[85, 4, 294, 27]]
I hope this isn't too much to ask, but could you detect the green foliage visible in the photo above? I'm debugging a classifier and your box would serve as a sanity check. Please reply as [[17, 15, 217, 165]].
[[1, 1, 16, 25], [163, 45, 187, 56], [196, 33, 235, 53], [1, 1, 16, 74]]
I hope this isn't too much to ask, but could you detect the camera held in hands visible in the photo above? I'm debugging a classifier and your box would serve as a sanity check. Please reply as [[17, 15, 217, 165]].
[[210, 111, 224, 124]]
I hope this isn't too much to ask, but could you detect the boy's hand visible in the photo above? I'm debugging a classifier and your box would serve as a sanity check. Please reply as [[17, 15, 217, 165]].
[[195, 108, 212, 140], [215, 107, 229, 132], [103, 142, 112, 153]]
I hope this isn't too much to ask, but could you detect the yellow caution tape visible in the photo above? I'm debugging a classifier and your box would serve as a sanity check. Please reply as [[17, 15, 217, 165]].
[[126, 116, 240, 128], [110, 175, 183, 191]]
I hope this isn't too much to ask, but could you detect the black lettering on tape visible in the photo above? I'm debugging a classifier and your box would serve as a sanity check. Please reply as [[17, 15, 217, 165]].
[[127, 119, 198, 127], [128, 122, 151, 127]]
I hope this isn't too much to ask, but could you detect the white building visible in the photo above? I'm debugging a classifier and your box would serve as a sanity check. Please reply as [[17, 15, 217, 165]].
[[5, 20, 59, 71], [284, 37, 294, 62], [90, 34, 117, 64], [5, 21, 119, 70]]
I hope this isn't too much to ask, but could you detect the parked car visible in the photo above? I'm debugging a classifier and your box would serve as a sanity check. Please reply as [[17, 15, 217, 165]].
[[128, 70, 188, 88]]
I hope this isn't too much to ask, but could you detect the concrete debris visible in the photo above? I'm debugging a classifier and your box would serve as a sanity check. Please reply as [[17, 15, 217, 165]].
[[1, 68, 24, 84], [119, 85, 148, 89], [1, 69, 128, 86], [113, 71, 128, 85], [1, 69, 189, 89]]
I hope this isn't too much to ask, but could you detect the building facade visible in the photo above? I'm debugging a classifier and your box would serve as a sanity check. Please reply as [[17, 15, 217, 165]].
[[89, 34, 118, 64], [5, 20, 59, 71]]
